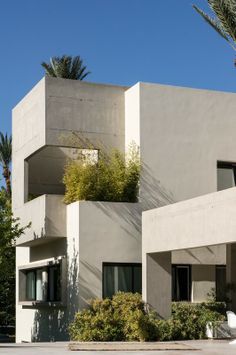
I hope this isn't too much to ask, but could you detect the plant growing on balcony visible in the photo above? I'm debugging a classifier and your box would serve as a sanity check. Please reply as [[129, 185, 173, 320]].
[[63, 143, 140, 204], [41, 55, 90, 80]]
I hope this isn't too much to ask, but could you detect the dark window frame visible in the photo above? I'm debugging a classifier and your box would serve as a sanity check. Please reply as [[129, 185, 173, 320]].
[[102, 262, 142, 298], [172, 264, 192, 302], [217, 161, 236, 187], [25, 263, 61, 302]]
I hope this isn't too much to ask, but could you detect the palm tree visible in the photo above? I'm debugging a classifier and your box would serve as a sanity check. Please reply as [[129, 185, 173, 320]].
[[41, 55, 90, 80], [0, 133, 12, 195], [193, 0, 236, 64]]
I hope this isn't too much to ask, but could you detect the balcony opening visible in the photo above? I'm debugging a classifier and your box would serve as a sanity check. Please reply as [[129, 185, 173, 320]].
[[217, 161, 236, 191], [25, 146, 98, 202]]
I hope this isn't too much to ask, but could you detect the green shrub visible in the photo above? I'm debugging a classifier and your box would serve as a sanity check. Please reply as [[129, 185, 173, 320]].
[[151, 302, 225, 341], [69, 298, 123, 341], [69, 294, 226, 342], [63, 144, 140, 204], [69, 292, 155, 341], [169, 302, 225, 340]]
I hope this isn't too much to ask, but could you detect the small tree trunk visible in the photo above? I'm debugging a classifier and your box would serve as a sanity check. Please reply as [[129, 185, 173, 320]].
[[3, 167, 11, 196]]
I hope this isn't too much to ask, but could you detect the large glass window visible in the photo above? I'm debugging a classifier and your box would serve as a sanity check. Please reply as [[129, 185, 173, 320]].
[[217, 161, 236, 191], [172, 265, 191, 301], [25, 264, 61, 302], [103, 263, 142, 298]]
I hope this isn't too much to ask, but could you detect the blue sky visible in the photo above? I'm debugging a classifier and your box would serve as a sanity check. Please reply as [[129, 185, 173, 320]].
[[0, 0, 236, 135]]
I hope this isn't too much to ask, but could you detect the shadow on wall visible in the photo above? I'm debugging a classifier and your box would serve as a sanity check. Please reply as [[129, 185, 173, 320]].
[[141, 163, 175, 211], [96, 202, 141, 241], [77, 259, 101, 309], [31, 245, 79, 341]]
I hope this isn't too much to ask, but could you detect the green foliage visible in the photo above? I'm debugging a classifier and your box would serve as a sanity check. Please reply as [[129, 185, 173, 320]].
[[63, 144, 140, 204], [0, 189, 28, 325], [69, 292, 155, 342], [193, 1, 236, 60], [169, 302, 225, 340], [69, 293, 225, 342], [0, 132, 12, 195], [41, 55, 90, 80], [153, 302, 225, 341]]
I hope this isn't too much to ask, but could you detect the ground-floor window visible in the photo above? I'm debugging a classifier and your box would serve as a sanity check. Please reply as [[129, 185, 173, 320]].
[[24, 263, 61, 302], [172, 264, 191, 301], [216, 265, 226, 302], [103, 263, 142, 298]]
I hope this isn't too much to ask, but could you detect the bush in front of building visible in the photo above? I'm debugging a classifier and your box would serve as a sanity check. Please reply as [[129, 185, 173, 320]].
[[69, 292, 156, 341], [145, 302, 225, 341], [69, 293, 226, 342]]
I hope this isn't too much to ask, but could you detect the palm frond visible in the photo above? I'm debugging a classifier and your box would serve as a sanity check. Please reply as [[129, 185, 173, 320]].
[[193, 5, 230, 43], [208, 0, 236, 42], [41, 62, 56, 77], [41, 55, 90, 80]]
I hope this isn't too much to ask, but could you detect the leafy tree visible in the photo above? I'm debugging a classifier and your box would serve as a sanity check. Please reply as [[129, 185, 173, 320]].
[[0, 189, 27, 325], [193, 0, 236, 65], [0, 132, 12, 195], [41, 55, 90, 80]]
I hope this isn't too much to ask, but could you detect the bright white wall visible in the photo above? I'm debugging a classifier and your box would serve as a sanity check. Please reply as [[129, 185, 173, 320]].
[[143, 187, 236, 254], [138, 83, 236, 209], [67, 201, 142, 309], [125, 83, 140, 149]]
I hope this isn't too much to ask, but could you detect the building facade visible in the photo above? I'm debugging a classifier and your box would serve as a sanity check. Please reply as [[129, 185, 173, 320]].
[[13, 77, 236, 342]]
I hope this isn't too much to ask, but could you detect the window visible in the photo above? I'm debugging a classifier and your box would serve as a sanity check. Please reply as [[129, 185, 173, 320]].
[[216, 265, 226, 302], [23, 263, 61, 302], [172, 265, 191, 301], [217, 161, 236, 191], [103, 263, 142, 298]]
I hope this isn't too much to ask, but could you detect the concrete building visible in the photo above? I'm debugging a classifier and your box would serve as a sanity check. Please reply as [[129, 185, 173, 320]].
[[13, 77, 236, 342]]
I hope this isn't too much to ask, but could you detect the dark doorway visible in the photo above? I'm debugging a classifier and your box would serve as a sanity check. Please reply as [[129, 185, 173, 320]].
[[172, 265, 191, 301]]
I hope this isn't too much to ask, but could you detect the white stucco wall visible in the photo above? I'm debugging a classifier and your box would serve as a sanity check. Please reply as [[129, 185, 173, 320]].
[[125, 83, 140, 149], [143, 187, 236, 254], [12, 78, 46, 210], [138, 83, 236, 210], [172, 245, 226, 265], [67, 201, 141, 309], [15, 195, 66, 246], [45, 78, 127, 150]]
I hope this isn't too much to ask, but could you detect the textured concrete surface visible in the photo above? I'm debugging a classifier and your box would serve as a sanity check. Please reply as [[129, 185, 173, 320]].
[[143, 187, 236, 254], [1, 340, 236, 354], [69, 341, 196, 351]]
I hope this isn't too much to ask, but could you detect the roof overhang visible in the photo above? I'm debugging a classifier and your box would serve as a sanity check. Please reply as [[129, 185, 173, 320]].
[[142, 187, 236, 254]]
